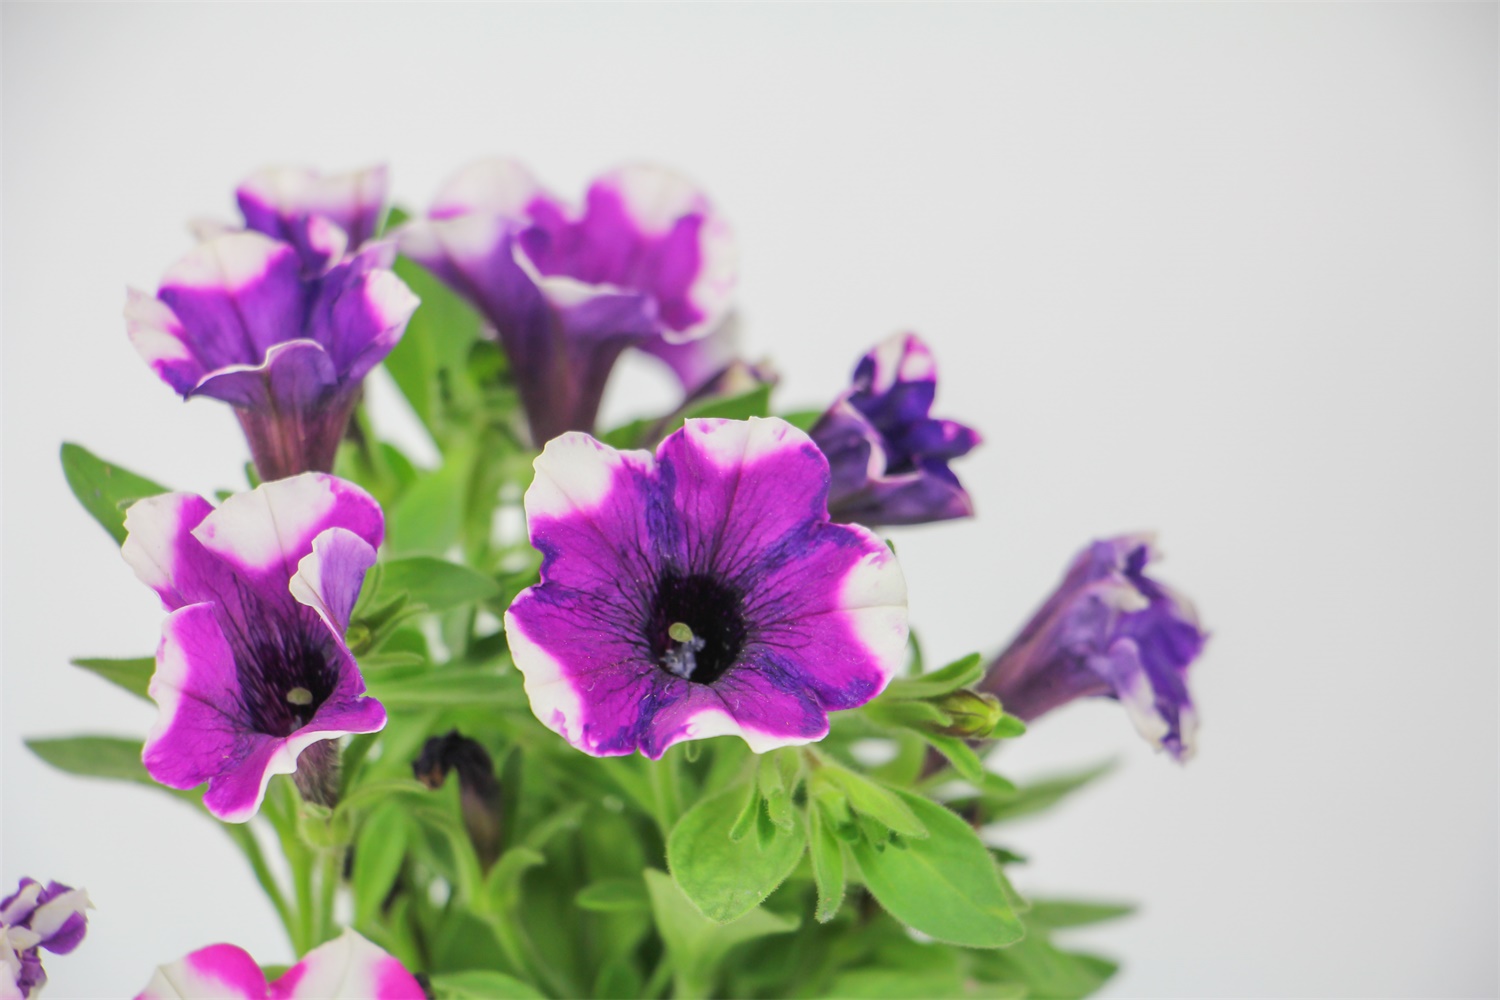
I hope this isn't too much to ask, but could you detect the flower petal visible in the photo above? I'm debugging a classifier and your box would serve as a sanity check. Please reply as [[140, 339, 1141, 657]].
[[191, 474, 383, 596], [191, 339, 339, 410], [269, 929, 423, 1000], [122, 494, 240, 612], [125, 289, 205, 397], [289, 527, 378, 636], [136, 943, 267, 1000]]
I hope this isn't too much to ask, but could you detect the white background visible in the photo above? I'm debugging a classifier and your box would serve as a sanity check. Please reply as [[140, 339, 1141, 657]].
[[3, 4, 1496, 997]]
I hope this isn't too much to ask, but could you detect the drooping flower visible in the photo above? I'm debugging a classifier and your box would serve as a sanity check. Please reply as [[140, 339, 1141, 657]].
[[809, 332, 981, 527], [979, 534, 1207, 760], [397, 158, 736, 445], [126, 230, 419, 481], [414, 730, 503, 867], [234, 164, 390, 272], [0, 878, 91, 1000], [136, 928, 423, 1000], [504, 417, 909, 758], [121, 474, 388, 821]]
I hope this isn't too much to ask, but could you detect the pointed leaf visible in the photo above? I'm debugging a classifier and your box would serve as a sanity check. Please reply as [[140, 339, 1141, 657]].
[[668, 786, 806, 922], [60, 444, 168, 545], [377, 556, 500, 611], [71, 656, 154, 702]]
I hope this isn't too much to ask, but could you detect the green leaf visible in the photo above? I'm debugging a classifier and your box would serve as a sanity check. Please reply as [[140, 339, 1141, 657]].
[[70, 656, 153, 702], [990, 714, 1028, 738], [979, 762, 1116, 823], [1027, 898, 1136, 929], [366, 669, 521, 710], [429, 970, 544, 999], [970, 932, 1118, 1000], [682, 382, 773, 422], [383, 255, 483, 442], [352, 802, 410, 926], [385, 448, 473, 557], [817, 765, 928, 839], [377, 556, 500, 611], [576, 877, 649, 913], [808, 805, 846, 923], [60, 444, 168, 545], [922, 732, 988, 784], [643, 869, 798, 1000], [884, 653, 985, 700], [667, 786, 806, 922], [486, 846, 545, 913], [848, 791, 1024, 948], [777, 408, 825, 432], [25, 736, 193, 802]]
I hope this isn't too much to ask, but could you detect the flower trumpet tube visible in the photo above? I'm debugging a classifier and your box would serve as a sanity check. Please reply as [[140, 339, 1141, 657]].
[[980, 534, 1207, 760], [126, 231, 418, 481], [121, 474, 388, 821], [504, 416, 909, 758], [398, 159, 736, 445], [136, 928, 423, 999], [810, 332, 981, 527]]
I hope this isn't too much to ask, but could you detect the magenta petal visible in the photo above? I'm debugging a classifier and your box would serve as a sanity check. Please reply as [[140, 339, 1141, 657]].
[[269, 929, 423, 1000], [136, 943, 268, 999], [289, 527, 378, 635], [192, 340, 339, 410], [122, 494, 241, 612]]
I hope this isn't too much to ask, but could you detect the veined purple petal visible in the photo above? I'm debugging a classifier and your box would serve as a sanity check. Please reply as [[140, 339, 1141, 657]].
[[289, 527, 378, 636], [506, 417, 907, 759], [811, 332, 981, 527], [980, 534, 1207, 761], [136, 943, 268, 1000]]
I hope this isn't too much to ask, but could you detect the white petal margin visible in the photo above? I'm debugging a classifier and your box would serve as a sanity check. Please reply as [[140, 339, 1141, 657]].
[[192, 474, 382, 587], [525, 432, 653, 522], [676, 415, 810, 476], [136, 943, 266, 1000], [673, 705, 825, 756], [502, 606, 589, 753], [289, 527, 378, 636], [161, 231, 294, 292], [27, 887, 92, 941], [396, 211, 512, 272], [123, 289, 193, 369], [121, 493, 216, 608], [431, 157, 545, 218], [1, 964, 24, 1000], [273, 928, 422, 999], [831, 521, 911, 694]]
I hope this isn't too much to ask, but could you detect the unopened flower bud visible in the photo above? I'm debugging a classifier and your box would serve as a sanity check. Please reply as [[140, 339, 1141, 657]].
[[929, 689, 1005, 738], [413, 730, 503, 868]]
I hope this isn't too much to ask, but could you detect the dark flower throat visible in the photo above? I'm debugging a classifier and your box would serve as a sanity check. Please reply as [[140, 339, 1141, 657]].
[[647, 571, 747, 685]]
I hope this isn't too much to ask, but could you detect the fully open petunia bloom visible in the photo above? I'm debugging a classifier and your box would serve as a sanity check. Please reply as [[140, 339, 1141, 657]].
[[979, 534, 1207, 760], [126, 230, 419, 481], [122, 474, 388, 821], [0, 879, 90, 1000], [810, 332, 981, 527], [398, 158, 736, 445], [136, 928, 423, 999], [505, 417, 909, 758]]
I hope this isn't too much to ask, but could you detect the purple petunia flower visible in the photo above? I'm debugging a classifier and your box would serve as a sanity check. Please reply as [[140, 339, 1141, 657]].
[[234, 164, 390, 273], [0, 878, 90, 1000], [504, 417, 909, 759], [121, 474, 388, 822], [980, 534, 1207, 760], [397, 158, 736, 445], [136, 928, 423, 999], [809, 332, 981, 527], [126, 230, 419, 482]]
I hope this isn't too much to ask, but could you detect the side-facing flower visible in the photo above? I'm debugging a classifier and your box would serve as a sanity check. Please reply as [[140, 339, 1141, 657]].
[[122, 474, 388, 821], [235, 164, 390, 272], [126, 231, 419, 481], [979, 534, 1207, 760], [809, 332, 981, 527], [136, 928, 423, 1000], [398, 159, 736, 444], [0, 878, 90, 1000], [505, 417, 909, 758]]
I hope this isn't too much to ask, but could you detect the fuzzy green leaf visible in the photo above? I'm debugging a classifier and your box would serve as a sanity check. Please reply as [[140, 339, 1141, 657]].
[[377, 556, 500, 611], [644, 869, 798, 999], [429, 970, 544, 999], [352, 802, 410, 926], [884, 653, 985, 700], [849, 791, 1024, 948], [60, 444, 168, 545], [576, 877, 650, 913], [70, 656, 154, 702], [667, 786, 806, 923]]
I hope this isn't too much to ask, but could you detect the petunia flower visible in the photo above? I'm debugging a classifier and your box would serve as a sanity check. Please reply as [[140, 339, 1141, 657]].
[[979, 534, 1207, 760], [504, 417, 909, 758], [235, 164, 390, 272], [121, 474, 388, 821], [809, 332, 981, 527], [397, 158, 736, 445], [0, 878, 91, 1000], [126, 231, 419, 482], [136, 928, 423, 999]]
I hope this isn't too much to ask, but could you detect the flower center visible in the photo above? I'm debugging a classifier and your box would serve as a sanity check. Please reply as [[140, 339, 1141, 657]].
[[230, 614, 341, 737], [648, 571, 746, 685]]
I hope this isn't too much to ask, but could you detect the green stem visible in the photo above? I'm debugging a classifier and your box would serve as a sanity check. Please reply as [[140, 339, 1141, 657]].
[[648, 751, 684, 834], [315, 848, 342, 947], [222, 822, 296, 949]]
